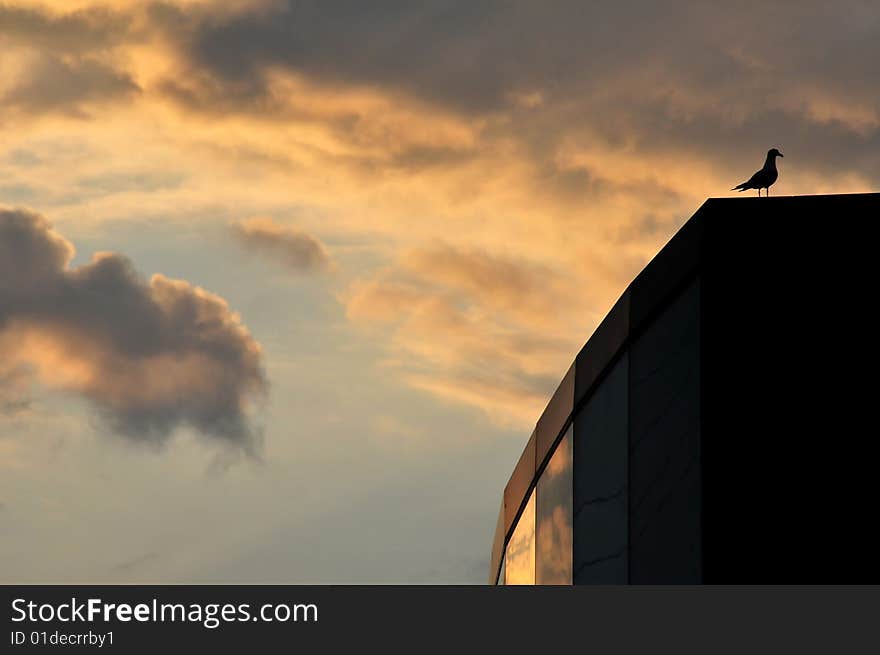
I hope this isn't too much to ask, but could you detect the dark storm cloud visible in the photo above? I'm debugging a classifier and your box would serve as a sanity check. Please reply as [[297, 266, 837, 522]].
[[0, 208, 267, 450], [231, 217, 333, 273], [3, 54, 140, 115]]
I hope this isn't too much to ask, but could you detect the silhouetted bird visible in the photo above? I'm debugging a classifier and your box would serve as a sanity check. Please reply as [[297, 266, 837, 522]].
[[732, 148, 784, 196]]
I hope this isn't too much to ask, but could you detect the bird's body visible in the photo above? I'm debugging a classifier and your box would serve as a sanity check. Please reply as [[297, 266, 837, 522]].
[[733, 148, 783, 196]]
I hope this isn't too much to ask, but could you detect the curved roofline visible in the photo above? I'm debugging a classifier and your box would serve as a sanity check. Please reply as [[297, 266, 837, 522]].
[[489, 194, 836, 584], [490, 192, 880, 583]]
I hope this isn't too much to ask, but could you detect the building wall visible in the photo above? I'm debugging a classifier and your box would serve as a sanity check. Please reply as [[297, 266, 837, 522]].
[[504, 280, 701, 585], [573, 353, 628, 584], [492, 194, 880, 585], [628, 279, 701, 583]]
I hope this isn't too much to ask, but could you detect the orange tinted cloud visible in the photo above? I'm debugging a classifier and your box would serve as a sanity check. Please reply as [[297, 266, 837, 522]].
[[0, 208, 266, 449], [2, 0, 878, 433], [2, 52, 139, 116], [346, 244, 586, 425]]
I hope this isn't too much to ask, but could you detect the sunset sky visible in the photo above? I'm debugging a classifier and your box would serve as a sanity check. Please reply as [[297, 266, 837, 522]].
[[1, 0, 878, 583]]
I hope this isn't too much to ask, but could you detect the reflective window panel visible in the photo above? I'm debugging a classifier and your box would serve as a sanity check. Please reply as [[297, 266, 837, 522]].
[[504, 489, 536, 585], [536, 427, 573, 584], [629, 279, 701, 583], [573, 352, 628, 584]]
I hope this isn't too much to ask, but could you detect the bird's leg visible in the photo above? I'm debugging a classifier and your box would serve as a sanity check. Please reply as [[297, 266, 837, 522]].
[[757, 189, 761, 197]]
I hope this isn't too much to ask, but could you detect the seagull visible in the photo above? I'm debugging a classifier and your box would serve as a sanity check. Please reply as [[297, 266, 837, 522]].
[[732, 148, 784, 196]]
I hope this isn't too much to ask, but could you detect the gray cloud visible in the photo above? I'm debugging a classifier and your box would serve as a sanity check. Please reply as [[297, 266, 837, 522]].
[[3, 53, 140, 116], [0, 208, 267, 450], [0, 4, 132, 54], [0, 364, 32, 417], [4, 2, 877, 184], [231, 217, 333, 273], [154, 2, 877, 111], [146, 1, 880, 187], [152, 1, 513, 112]]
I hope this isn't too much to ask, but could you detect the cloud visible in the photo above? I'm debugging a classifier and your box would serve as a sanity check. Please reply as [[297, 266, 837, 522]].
[[0, 4, 132, 54], [145, 1, 880, 181], [398, 245, 572, 326], [0, 364, 33, 417], [231, 217, 333, 273], [2, 0, 879, 430], [3, 0, 880, 587], [0, 208, 266, 450], [346, 244, 584, 426], [0, 4, 141, 119], [152, 1, 880, 126], [2, 53, 140, 116]]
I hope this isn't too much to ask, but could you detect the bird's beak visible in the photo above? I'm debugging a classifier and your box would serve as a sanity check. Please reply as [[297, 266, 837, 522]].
[[778, 152, 784, 158]]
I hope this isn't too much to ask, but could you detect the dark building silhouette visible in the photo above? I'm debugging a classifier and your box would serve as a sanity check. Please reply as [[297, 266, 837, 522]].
[[490, 193, 880, 584]]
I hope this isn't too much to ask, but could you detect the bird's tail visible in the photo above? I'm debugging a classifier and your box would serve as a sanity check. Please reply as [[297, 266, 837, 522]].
[[731, 183, 747, 191]]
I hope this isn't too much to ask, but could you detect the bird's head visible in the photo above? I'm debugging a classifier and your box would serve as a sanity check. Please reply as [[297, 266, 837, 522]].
[[768, 148, 784, 159]]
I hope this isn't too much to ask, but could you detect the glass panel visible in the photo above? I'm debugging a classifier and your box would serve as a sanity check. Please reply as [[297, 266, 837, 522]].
[[629, 279, 700, 583], [536, 427, 573, 584], [504, 489, 535, 585], [574, 352, 628, 584]]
